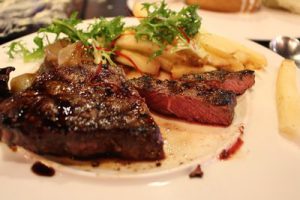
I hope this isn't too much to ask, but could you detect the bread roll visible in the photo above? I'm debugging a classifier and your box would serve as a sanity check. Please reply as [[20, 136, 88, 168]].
[[262, 0, 280, 8], [263, 0, 300, 14], [186, 0, 262, 12], [277, 0, 300, 14]]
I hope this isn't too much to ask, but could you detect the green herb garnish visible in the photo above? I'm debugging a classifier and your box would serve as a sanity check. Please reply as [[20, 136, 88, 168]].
[[7, 1, 201, 64], [7, 12, 125, 65], [38, 13, 124, 47], [38, 12, 88, 45], [86, 16, 124, 65], [7, 35, 46, 62], [39, 13, 125, 65], [134, 0, 201, 57]]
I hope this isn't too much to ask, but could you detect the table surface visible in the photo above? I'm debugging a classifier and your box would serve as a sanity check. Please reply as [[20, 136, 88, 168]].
[[0, 0, 131, 45]]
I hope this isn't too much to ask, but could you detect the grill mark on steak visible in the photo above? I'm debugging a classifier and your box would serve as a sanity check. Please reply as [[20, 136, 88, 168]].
[[180, 70, 255, 95], [0, 64, 164, 160], [130, 76, 237, 126]]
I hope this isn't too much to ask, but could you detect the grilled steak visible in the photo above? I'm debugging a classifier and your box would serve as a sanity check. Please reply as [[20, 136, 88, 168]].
[[130, 76, 237, 126], [0, 63, 164, 160], [180, 70, 255, 95]]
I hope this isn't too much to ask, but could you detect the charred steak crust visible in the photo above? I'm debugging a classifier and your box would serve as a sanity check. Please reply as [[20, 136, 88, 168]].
[[180, 70, 255, 95], [0, 64, 164, 160], [130, 76, 237, 126]]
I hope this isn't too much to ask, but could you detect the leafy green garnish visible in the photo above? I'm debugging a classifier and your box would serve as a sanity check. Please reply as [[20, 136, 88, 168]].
[[39, 13, 125, 65], [86, 16, 125, 65], [8, 12, 125, 65], [7, 1, 201, 64], [39, 12, 88, 45], [87, 16, 124, 46], [135, 0, 201, 57], [7, 35, 46, 62]]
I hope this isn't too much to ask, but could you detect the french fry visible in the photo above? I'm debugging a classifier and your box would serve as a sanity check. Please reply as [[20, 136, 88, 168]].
[[201, 41, 233, 59], [237, 44, 267, 70], [201, 65, 218, 72], [244, 63, 256, 70], [226, 58, 245, 72], [196, 33, 237, 57], [205, 53, 231, 67], [195, 33, 267, 70], [233, 51, 249, 64], [171, 64, 216, 79]]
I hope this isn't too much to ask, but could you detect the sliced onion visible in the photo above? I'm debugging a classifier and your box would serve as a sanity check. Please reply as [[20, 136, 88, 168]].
[[10, 73, 36, 93]]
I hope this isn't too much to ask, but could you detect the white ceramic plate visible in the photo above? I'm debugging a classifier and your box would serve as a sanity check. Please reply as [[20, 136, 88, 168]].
[[127, 0, 300, 40], [0, 17, 300, 200]]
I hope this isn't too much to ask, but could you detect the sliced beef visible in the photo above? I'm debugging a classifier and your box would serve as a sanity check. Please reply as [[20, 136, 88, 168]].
[[0, 63, 164, 160], [130, 76, 237, 126], [0, 67, 15, 100], [180, 70, 255, 95]]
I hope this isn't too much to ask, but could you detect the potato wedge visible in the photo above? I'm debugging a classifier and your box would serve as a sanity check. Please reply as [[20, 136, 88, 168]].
[[115, 34, 160, 55], [115, 34, 183, 62], [276, 59, 300, 147], [115, 30, 267, 76], [155, 56, 174, 72], [115, 49, 160, 75]]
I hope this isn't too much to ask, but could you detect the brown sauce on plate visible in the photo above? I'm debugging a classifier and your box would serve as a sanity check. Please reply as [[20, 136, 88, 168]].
[[31, 161, 55, 177], [189, 164, 204, 178]]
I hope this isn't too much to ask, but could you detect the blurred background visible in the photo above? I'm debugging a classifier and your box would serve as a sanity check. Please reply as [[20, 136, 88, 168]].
[[0, 0, 299, 47], [0, 0, 131, 44]]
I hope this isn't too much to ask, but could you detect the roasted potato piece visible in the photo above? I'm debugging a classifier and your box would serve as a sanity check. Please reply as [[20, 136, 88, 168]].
[[115, 34, 160, 55], [115, 49, 160, 75], [115, 34, 183, 62], [155, 56, 174, 72]]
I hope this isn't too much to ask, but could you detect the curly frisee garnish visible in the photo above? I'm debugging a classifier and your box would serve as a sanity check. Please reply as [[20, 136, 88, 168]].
[[7, 35, 47, 62], [134, 0, 201, 58], [7, 13, 125, 65]]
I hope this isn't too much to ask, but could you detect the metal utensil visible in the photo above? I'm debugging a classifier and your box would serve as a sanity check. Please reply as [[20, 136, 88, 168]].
[[269, 36, 300, 68]]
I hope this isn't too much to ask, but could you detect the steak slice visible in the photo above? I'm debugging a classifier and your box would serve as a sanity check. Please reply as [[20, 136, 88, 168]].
[[180, 70, 255, 95], [130, 76, 237, 126], [0, 64, 164, 160]]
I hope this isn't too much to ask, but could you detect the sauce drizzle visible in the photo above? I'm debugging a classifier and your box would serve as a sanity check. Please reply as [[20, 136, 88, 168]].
[[219, 137, 244, 160], [31, 161, 55, 177]]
